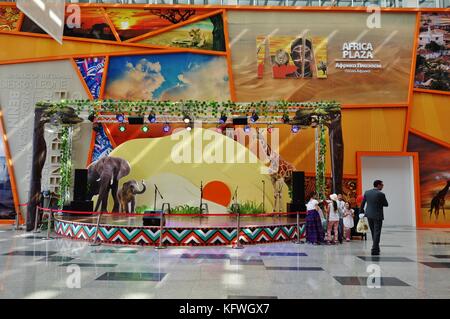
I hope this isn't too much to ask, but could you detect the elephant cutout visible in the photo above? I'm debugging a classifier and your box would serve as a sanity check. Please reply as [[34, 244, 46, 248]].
[[87, 156, 131, 212], [118, 180, 147, 213]]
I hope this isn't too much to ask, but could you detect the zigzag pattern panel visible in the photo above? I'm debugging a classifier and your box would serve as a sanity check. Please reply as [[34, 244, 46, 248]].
[[54, 219, 305, 246]]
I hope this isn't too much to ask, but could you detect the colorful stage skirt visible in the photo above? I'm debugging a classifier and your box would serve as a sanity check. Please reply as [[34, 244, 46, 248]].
[[306, 209, 325, 244]]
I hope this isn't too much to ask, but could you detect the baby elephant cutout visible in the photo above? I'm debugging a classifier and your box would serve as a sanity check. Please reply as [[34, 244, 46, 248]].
[[118, 180, 147, 213]]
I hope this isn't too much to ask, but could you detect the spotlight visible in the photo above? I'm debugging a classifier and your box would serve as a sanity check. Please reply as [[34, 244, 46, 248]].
[[291, 125, 300, 133], [118, 125, 126, 132], [163, 123, 171, 133], [88, 113, 96, 122], [282, 114, 290, 124], [148, 112, 156, 123], [250, 112, 259, 123], [244, 125, 251, 133], [116, 114, 125, 123], [186, 125, 192, 131], [183, 115, 191, 124], [219, 114, 228, 124], [141, 125, 149, 133]]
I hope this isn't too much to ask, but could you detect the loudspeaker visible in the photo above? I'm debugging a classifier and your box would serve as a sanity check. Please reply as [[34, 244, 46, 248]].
[[143, 211, 165, 226], [291, 171, 306, 211], [73, 169, 88, 201], [232, 117, 248, 125], [63, 200, 94, 213], [128, 116, 144, 125], [287, 202, 305, 213]]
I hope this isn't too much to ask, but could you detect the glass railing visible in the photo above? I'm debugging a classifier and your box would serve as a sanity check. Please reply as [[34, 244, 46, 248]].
[[3, 0, 449, 8]]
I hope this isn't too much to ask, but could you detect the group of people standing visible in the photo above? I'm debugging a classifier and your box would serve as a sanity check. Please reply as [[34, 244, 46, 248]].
[[305, 180, 388, 255], [305, 192, 356, 245]]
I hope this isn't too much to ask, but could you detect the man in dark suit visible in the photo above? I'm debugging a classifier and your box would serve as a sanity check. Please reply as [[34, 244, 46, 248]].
[[360, 180, 388, 255]]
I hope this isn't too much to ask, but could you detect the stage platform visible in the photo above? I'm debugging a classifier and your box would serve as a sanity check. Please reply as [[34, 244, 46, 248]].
[[53, 213, 306, 246]]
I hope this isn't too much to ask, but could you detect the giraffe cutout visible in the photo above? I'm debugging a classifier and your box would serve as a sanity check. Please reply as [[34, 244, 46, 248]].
[[429, 180, 449, 221], [256, 128, 295, 212]]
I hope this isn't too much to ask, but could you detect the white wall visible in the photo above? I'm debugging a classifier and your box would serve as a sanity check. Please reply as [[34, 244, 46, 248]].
[[361, 156, 416, 227], [0, 60, 90, 219]]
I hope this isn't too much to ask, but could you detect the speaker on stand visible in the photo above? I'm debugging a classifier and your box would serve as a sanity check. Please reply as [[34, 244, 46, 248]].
[[63, 169, 93, 214], [288, 171, 306, 212]]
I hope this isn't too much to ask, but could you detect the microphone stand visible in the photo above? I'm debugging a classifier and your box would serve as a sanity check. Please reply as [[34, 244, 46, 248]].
[[233, 187, 238, 206], [262, 180, 265, 213], [199, 181, 203, 217], [154, 184, 163, 211]]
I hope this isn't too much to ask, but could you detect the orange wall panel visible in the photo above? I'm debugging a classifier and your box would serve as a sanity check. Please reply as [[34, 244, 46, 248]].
[[341, 108, 406, 174], [0, 33, 143, 63], [410, 92, 450, 145]]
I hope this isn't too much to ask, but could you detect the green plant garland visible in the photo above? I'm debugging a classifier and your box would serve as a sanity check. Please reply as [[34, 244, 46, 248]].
[[36, 99, 340, 123], [58, 126, 72, 208], [315, 122, 327, 201]]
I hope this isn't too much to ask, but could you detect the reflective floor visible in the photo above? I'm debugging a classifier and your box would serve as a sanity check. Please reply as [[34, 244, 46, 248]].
[[0, 226, 448, 299]]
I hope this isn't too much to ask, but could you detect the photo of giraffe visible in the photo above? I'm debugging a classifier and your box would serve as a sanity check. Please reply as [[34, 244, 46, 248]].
[[407, 132, 450, 225]]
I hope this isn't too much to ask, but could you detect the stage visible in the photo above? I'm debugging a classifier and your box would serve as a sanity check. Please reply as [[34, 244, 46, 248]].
[[53, 213, 306, 247]]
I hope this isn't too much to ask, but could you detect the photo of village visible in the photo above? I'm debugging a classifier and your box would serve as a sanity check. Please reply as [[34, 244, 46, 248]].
[[415, 13, 450, 92]]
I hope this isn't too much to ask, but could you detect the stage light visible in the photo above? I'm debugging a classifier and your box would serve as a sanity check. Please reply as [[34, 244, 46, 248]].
[[119, 125, 126, 132], [183, 115, 191, 124], [88, 113, 96, 123], [291, 125, 300, 133], [141, 125, 149, 133], [186, 125, 192, 131], [148, 112, 156, 123], [244, 125, 251, 133], [282, 114, 290, 124], [163, 123, 171, 133], [116, 114, 125, 123], [250, 112, 259, 123], [219, 114, 227, 124]]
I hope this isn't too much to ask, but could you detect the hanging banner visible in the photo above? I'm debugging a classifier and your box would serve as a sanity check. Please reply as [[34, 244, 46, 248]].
[[17, 0, 65, 44]]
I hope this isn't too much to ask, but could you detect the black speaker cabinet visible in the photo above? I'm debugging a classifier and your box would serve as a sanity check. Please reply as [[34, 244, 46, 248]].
[[143, 211, 165, 226], [232, 117, 248, 125], [128, 116, 144, 125], [73, 169, 88, 201], [291, 171, 306, 209], [287, 202, 306, 213], [63, 200, 94, 214]]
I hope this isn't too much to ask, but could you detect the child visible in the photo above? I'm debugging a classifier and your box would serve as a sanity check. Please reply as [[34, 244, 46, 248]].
[[326, 194, 340, 244], [343, 202, 355, 242]]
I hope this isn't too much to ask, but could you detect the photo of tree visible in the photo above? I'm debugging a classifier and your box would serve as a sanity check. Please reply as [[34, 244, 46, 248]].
[[21, 8, 116, 41], [106, 8, 211, 41]]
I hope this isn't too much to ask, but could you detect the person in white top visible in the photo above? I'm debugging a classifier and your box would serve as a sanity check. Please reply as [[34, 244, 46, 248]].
[[337, 194, 345, 243], [305, 193, 325, 245], [342, 202, 355, 242], [326, 194, 340, 244]]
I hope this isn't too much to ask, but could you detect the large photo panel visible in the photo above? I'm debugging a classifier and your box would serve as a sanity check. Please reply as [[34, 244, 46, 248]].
[[228, 11, 416, 104]]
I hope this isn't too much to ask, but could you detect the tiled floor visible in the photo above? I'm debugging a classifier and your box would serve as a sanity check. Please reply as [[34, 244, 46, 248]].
[[0, 226, 448, 299]]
